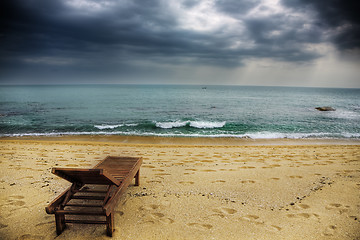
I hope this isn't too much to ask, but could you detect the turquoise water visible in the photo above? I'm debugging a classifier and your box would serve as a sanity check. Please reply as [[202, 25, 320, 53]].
[[0, 85, 359, 139]]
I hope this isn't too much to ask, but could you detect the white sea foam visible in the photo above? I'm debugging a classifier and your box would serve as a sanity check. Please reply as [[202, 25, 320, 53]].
[[189, 121, 226, 129], [94, 123, 138, 130], [341, 132, 360, 138], [243, 132, 331, 139], [94, 124, 123, 130], [155, 120, 226, 129], [155, 121, 188, 129]]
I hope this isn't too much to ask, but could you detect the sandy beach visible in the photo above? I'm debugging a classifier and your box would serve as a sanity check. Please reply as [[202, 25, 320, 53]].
[[0, 136, 359, 240]]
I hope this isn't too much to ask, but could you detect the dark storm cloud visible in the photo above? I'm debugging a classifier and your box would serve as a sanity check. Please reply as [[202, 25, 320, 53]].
[[282, 0, 360, 50], [0, 0, 358, 84], [215, 0, 261, 15]]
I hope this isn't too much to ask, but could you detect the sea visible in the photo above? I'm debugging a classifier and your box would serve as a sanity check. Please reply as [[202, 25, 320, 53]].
[[0, 84, 359, 139]]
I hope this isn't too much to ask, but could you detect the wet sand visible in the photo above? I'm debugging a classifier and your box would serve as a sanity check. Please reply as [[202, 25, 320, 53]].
[[0, 136, 359, 239]]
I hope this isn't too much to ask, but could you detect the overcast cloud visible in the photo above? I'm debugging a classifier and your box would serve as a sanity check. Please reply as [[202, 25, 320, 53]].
[[0, 0, 359, 87]]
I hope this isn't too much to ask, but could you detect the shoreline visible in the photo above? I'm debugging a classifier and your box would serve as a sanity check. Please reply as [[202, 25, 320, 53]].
[[1, 135, 360, 146]]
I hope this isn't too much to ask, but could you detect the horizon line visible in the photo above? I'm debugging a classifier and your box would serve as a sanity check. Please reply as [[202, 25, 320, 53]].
[[0, 82, 359, 90]]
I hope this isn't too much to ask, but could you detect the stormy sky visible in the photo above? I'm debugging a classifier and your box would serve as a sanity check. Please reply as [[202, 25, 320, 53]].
[[1, 0, 359, 87]]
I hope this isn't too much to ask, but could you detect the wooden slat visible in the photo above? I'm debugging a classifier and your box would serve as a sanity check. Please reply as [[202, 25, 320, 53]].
[[72, 195, 104, 200], [78, 189, 107, 193], [65, 219, 107, 225], [65, 203, 103, 208], [56, 210, 105, 216]]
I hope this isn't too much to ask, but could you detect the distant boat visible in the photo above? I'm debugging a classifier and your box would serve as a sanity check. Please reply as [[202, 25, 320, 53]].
[[202, 87, 207, 89]]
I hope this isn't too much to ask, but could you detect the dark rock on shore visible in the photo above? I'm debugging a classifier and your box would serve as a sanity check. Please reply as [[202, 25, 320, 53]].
[[315, 107, 336, 111]]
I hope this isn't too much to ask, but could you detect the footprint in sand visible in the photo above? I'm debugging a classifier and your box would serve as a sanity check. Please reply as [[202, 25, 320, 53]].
[[10, 200, 26, 207], [153, 169, 165, 172], [286, 213, 319, 219], [322, 225, 337, 236], [325, 203, 350, 214], [160, 218, 175, 224], [298, 204, 311, 209], [241, 215, 282, 232], [212, 207, 237, 218], [147, 180, 162, 184], [201, 169, 217, 172], [239, 215, 264, 225], [35, 221, 53, 227], [10, 195, 24, 199], [267, 225, 282, 232], [179, 181, 195, 185], [151, 212, 165, 218], [211, 180, 226, 183], [185, 168, 197, 171], [155, 173, 171, 176], [115, 211, 124, 216], [0, 223, 8, 229], [140, 212, 174, 224], [240, 180, 256, 184], [187, 223, 213, 230], [289, 175, 303, 179], [239, 166, 256, 169], [17, 234, 45, 240], [302, 163, 313, 166], [140, 204, 160, 211], [7, 195, 26, 207], [142, 165, 156, 168], [173, 162, 185, 166], [262, 164, 281, 169]]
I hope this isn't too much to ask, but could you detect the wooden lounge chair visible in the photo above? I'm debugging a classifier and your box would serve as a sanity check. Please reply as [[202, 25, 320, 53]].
[[45, 156, 142, 237]]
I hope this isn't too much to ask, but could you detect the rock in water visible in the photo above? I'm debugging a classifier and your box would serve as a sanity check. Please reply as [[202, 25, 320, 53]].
[[315, 107, 336, 111]]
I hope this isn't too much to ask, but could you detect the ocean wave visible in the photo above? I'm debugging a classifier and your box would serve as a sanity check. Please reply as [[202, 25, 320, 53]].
[[94, 123, 138, 130], [243, 132, 331, 139], [189, 121, 226, 129], [155, 120, 226, 129], [94, 124, 123, 130], [155, 121, 188, 129]]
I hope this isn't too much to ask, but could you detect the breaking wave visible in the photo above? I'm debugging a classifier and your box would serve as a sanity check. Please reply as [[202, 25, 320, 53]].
[[94, 123, 138, 130], [155, 120, 226, 129]]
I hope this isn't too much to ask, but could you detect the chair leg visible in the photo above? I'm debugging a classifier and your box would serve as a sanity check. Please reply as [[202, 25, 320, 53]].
[[55, 213, 66, 235], [106, 213, 114, 237], [135, 170, 140, 186]]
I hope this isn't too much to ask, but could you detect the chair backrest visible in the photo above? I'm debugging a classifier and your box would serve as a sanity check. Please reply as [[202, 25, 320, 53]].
[[52, 168, 121, 186]]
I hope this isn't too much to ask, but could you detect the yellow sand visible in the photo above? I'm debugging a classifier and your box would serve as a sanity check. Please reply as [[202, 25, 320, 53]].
[[0, 137, 359, 240]]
